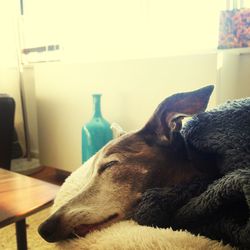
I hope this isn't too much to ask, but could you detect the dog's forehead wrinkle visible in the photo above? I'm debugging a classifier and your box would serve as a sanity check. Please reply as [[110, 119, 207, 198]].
[[101, 153, 121, 163], [104, 136, 148, 158]]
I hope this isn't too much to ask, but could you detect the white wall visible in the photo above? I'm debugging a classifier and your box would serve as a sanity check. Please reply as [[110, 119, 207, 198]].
[[32, 54, 217, 171]]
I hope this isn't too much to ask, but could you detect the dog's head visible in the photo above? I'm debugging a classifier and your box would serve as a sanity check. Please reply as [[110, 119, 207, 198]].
[[38, 85, 214, 242]]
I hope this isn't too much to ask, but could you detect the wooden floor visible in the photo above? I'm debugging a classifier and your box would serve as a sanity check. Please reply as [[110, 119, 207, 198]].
[[30, 166, 70, 186]]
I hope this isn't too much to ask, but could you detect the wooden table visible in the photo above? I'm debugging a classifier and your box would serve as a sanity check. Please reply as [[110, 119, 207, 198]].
[[0, 168, 60, 250]]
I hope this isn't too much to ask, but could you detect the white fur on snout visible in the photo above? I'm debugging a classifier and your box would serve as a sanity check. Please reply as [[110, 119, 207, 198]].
[[62, 150, 126, 226], [51, 137, 142, 239], [52, 155, 97, 213]]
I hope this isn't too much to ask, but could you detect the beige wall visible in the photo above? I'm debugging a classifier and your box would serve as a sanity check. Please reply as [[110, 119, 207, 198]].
[[31, 54, 217, 171], [238, 54, 250, 98], [217, 51, 250, 103], [21, 51, 250, 172]]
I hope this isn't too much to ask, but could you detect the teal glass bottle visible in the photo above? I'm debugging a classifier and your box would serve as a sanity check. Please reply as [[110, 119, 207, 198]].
[[81, 94, 113, 163]]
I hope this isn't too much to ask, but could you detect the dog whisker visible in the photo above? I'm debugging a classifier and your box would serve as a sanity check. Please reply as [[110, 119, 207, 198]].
[[72, 231, 81, 239]]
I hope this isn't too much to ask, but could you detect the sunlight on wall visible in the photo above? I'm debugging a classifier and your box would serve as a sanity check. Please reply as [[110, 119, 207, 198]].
[[23, 0, 224, 62], [0, 0, 18, 67], [33, 54, 217, 170]]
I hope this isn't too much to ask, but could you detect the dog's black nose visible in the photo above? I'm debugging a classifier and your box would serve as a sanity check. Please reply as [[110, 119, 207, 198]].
[[38, 214, 62, 242]]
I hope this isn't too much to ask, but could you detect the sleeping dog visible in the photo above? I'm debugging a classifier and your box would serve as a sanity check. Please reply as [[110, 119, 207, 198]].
[[38, 85, 218, 242]]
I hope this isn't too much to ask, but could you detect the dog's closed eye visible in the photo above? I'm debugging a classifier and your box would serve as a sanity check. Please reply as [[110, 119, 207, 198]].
[[98, 161, 119, 174]]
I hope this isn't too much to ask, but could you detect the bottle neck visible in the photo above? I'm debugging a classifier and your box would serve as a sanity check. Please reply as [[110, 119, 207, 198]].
[[92, 94, 102, 118]]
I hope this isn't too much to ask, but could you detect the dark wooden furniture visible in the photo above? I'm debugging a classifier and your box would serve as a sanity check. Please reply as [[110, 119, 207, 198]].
[[0, 94, 15, 170], [0, 168, 60, 250], [31, 166, 70, 186]]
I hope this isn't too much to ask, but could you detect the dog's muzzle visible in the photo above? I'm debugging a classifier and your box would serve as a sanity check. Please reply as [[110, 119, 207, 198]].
[[38, 214, 69, 242]]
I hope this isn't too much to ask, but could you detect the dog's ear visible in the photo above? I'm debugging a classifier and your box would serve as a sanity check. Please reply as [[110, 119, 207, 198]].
[[140, 85, 214, 145]]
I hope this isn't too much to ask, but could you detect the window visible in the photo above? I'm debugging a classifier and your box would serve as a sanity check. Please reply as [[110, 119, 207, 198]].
[[21, 0, 249, 63]]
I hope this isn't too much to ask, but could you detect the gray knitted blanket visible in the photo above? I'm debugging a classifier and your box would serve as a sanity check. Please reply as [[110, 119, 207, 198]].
[[134, 98, 250, 250]]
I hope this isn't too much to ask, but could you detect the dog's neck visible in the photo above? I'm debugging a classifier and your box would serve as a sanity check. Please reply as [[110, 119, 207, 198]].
[[164, 132, 220, 181]]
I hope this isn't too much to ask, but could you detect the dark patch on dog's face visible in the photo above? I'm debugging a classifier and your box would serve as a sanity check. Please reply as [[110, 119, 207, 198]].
[[100, 132, 201, 194]]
